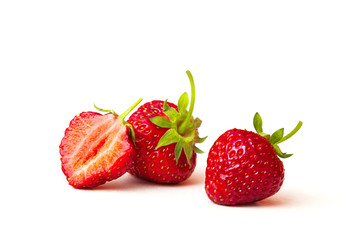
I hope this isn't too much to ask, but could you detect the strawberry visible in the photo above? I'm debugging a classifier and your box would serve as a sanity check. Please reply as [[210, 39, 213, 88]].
[[205, 113, 302, 205], [59, 98, 142, 188], [128, 70, 206, 183]]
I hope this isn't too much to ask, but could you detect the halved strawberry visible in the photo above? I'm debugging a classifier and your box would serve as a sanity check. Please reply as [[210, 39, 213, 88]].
[[59, 98, 142, 188]]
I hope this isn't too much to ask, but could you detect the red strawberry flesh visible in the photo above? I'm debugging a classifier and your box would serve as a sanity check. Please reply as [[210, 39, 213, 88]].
[[59, 112, 135, 188]]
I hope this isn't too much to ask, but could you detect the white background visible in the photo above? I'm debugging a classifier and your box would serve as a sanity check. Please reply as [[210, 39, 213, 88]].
[[1, 0, 359, 239]]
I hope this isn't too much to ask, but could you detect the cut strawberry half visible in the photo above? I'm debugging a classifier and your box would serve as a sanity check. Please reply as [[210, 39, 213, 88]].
[[59, 98, 142, 188]]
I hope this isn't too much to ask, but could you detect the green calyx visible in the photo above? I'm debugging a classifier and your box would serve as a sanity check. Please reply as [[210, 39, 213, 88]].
[[149, 70, 207, 165], [94, 98, 143, 145], [253, 112, 302, 158]]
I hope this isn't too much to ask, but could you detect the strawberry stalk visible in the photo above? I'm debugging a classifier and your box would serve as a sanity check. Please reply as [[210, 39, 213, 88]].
[[178, 70, 195, 135], [277, 121, 303, 144], [117, 98, 144, 124]]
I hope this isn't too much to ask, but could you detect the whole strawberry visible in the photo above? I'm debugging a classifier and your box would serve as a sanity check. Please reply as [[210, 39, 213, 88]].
[[128, 71, 206, 183], [59, 98, 142, 188], [205, 113, 302, 205]]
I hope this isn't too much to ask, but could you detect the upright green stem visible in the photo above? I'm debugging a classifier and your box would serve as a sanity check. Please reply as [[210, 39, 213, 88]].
[[178, 70, 195, 134], [118, 98, 143, 123]]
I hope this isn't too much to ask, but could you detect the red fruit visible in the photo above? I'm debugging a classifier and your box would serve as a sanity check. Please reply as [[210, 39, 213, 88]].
[[205, 113, 302, 205], [128, 71, 206, 183], [59, 98, 142, 188]]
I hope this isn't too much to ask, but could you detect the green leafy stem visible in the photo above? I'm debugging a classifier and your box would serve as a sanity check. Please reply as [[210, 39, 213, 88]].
[[253, 112, 302, 158], [149, 70, 206, 165]]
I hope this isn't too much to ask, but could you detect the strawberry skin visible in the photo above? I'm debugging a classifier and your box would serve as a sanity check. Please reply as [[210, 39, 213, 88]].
[[128, 101, 196, 183], [205, 112, 302, 205], [127, 71, 205, 184], [60, 112, 135, 188], [205, 129, 284, 205]]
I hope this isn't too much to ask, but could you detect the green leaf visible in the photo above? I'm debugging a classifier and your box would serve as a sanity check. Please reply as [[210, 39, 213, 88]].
[[174, 140, 184, 162], [164, 108, 180, 121], [150, 116, 173, 128], [155, 129, 180, 150], [273, 144, 293, 158], [178, 92, 189, 115], [253, 112, 263, 134], [125, 123, 137, 146], [259, 132, 270, 140], [196, 135, 207, 143], [183, 142, 193, 164], [269, 128, 284, 144], [280, 153, 293, 158], [193, 118, 202, 128], [163, 99, 170, 112], [162, 99, 180, 122], [194, 146, 204, 154]]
